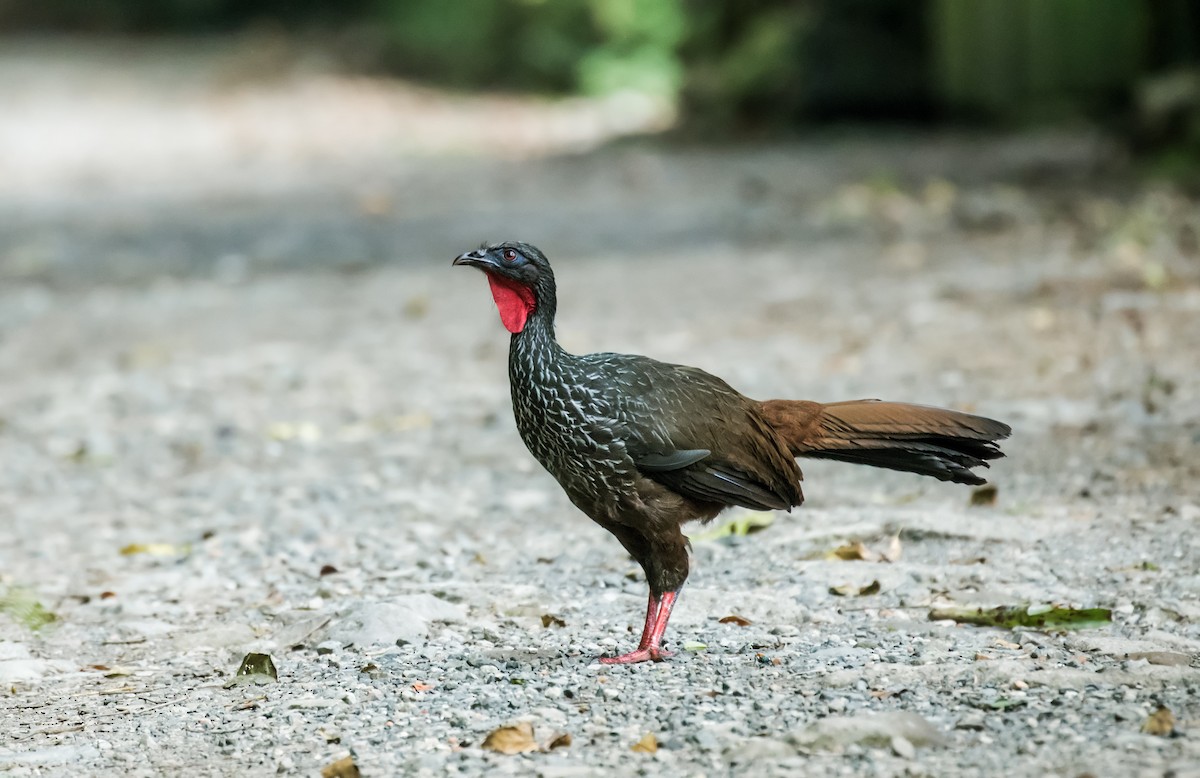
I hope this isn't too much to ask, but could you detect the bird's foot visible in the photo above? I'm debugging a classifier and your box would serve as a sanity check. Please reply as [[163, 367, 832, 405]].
[[598, 646, 673, 665]]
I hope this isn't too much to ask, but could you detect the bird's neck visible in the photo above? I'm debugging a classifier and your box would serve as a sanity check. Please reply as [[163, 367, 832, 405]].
[[511, 305, 560, 360], [509, 288, 567, 379]]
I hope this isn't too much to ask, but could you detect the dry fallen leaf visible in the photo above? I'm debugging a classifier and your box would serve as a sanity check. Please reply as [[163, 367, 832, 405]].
[[411, 682, 433, 693], [828, 541, 877, 562], [356, 189, 393, 217], [402, 295, 429, 319], [541, 614, 567, 628], [830, 580, 881, 597], [1142, 706, 1176, 737], [631, 732, 658, 753], [482, 723, 540, 754], [719, 614, 752, 626], [119, 542, 190, 557], [546, 732, 572, 750], [321, 755, 360, 778], [882, 534, 903, 562], [969, 484, 998, 507]]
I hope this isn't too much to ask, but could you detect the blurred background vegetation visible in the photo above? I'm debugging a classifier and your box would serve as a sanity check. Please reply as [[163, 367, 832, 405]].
[[2, 0, 1199, 181]]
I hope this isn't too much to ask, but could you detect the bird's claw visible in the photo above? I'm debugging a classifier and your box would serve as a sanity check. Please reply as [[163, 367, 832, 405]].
[[598, 647, 673, 665]]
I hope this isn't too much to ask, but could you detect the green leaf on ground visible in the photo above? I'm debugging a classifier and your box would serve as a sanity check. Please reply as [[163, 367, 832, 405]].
[[0, 588, 58, 631], [224, 652, 278, 688], [928, 604, 1112, 631], [689, 512, 774, 543]]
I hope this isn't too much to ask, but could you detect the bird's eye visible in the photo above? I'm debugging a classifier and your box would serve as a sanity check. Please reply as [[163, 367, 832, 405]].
[[503, 248, 518, 262]]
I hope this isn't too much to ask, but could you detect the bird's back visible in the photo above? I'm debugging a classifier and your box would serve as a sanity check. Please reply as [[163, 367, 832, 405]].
[[509, 342, 804, 520]]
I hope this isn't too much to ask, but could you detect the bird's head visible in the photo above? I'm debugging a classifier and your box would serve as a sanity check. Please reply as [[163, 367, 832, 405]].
[[453, 241, 555, 333]]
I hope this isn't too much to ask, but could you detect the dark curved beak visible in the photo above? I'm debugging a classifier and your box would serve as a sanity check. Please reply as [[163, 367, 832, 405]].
[[453, 248, 493, 269]]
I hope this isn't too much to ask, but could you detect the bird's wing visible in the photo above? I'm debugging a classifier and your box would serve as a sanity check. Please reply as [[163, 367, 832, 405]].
[[584, 355, 803, 511], [634, 449, 712, 471]]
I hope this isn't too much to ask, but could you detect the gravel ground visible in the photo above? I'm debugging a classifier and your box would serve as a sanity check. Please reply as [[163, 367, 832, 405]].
[[2, 37, 1200, 778]]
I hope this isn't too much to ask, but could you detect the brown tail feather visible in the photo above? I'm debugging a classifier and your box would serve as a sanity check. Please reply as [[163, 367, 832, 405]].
[[759, 399, 1010, 485]]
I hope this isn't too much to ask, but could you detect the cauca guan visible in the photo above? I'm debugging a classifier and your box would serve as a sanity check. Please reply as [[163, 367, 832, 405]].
[[454, 241, 1010, 664]]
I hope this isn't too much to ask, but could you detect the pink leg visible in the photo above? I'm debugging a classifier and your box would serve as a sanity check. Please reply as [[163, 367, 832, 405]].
[[635, 590, 659, 650], [599, 590, 679, 665]]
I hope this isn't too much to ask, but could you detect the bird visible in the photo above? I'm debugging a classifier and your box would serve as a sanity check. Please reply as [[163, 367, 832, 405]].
[[454, 241, 1010, 664]]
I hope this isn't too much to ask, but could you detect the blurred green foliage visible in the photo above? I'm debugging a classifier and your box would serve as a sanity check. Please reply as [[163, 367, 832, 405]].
[[930, 0, 1146, 120], [372, 0, 683, 98], [4, 0, 1199, 151], [0, 0, 367, 32], [373, 0, 594, 93]]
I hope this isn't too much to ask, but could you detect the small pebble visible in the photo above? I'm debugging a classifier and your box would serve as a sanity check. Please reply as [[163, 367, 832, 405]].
[[891, 735, 916, 760]]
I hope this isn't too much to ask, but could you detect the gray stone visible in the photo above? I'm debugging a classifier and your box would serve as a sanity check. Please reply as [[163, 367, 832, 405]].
[[724, 737, 798, 763], [891, 735, 916, 759], [323, 596, 465, 648], [792, 712, 947, 752]]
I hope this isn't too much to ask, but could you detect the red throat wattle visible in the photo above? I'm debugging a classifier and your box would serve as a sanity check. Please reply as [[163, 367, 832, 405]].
[[486, 272, 537, 333]]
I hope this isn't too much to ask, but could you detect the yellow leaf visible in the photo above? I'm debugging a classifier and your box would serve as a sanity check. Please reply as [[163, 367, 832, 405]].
[[482, 723, 539, 755], [689, 512, 774, 542], [119, 543, 191, 557], [321, 756, 360, 778], [1141, 706, 1175, 737], [631, 732, 658, 753], [827, 541, 877, 562]]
